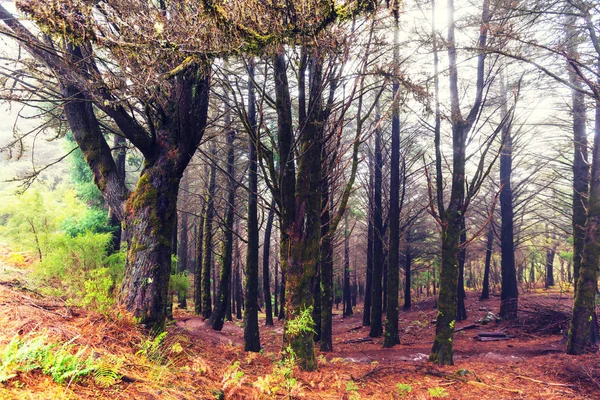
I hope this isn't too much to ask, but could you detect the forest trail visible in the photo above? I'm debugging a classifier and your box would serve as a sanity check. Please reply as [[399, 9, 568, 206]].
[[0, 250, 598, 399]]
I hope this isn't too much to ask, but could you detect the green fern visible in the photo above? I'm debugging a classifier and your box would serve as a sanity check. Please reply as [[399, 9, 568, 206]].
[[94, 356, 123, 388]]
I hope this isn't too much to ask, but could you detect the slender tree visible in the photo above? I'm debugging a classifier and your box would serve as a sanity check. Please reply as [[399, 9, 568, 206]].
[[244, 59, 261, 352]]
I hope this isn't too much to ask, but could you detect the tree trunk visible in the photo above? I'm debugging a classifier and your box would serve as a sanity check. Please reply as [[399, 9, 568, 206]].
[[201, 147, 217, 319], [343, 215, 353, 317], [363, 153, 374, 326], [499, 70, 518, 320], [567, 93, 600, 354], [263, 202, 275, 326], [369, 104, 384, 338], [480, 223, 493, 300], [274, 256, 279, 317], [108, 134, 126, 254], [456, 218, 467, 322], [210, 119, 236, 331], [384, 11, 401, 346], [177, 178, 189, 309], [545, 244, 556, 288], [120, 160, 182, 331], [194, 207, 205, 315], [244, 59, 261, 352], [403, 229, 412, 309], [566, 11, 589, 295], [320, 174, 333, 351]]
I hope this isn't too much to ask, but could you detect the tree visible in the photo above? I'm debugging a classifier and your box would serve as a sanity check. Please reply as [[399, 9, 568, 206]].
[[209, 103, 236, 331], [383, 3, 401, 348], [244, 59, 260, 352]]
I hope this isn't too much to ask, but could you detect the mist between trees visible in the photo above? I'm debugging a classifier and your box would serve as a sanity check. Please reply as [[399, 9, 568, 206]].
[[0, 0, 599, 370]]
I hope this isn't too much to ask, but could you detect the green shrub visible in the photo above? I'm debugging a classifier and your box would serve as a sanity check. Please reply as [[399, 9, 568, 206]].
[[0, 333, 107, 385]]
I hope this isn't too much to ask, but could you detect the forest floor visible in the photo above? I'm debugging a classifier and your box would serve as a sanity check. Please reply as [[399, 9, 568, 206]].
[[0, 247, 599, 399]]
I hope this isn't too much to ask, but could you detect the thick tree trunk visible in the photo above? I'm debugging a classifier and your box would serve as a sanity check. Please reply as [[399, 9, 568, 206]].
[[263, 202, 275, 326], [567, 89, 600, 354], [210, 122, 236, 331], [120, 160, 182, 331]]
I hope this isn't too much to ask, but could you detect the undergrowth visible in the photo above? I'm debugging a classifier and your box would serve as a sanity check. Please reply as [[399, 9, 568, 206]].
[[0, 332, 121, 387]]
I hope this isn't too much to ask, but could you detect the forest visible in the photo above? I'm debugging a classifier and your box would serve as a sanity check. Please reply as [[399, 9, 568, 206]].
[[0, 0, 599, 398]]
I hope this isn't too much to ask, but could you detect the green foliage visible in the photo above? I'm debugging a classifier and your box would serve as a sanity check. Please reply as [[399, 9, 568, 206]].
[[285, 306, 316, 338], [136, 332, 169, 363], [345, 380, 361, 399], [169, 272, 190, 294], [0, 332, 121, 386], [62, 209, 116, 237], [428, 386, 448, 398], [253, 357, 299, 396], [0, 185, 125, 315], [396, 383, 412, 397]]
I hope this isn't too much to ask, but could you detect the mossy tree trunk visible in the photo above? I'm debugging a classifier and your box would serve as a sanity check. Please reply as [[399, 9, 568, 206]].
[[280, 51, 324, 371], [320, 181, 333, 350], [429, 0, 490, 365], [567, 89, 600, 354], [567, 23, 589, 294]]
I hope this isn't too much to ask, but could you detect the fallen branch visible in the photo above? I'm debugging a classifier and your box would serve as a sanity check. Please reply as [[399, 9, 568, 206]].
[[347, 325, 363, 332], [455, 324, 478, 332], [467, 380, 523, 394], [515, 375, 578, 389], [344, 337, 373, 344]]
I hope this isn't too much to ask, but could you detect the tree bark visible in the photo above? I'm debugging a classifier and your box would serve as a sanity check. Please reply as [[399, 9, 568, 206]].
[[263, 202, 276, 326], [343, 215, 353, 317], [194, 206, 205, 315], [567, 93, 600, 354], [499, 70, 518, 320], [480, 222, 493, 300], [369, 104, 384, 338], [201, 146, 217, 320], [456, 218, 467, 322], [384, 9, 401, 347], [244, 59, 261, 352], [210, 117, 236, 331], [403, 229, 412, 310]]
